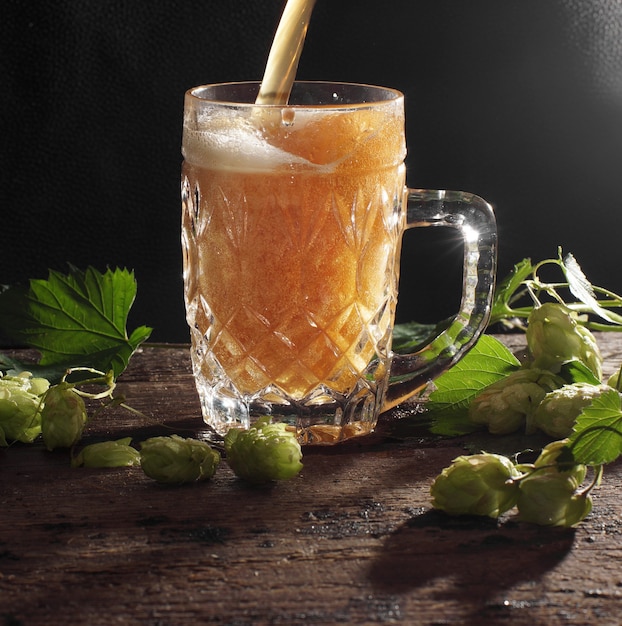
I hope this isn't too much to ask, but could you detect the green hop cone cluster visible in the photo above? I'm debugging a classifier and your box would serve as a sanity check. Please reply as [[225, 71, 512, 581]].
[[430, 453, 521, 518], [468, 368, 564, 434], [72, 437, 141, 468], [431, 441, 593, 527], [0, 372, 49, 445], [526, 302, 603, 378], [140, 435, 220, 484], [516, 441, 592, 527], [41, 382, 88, 451], [224, 417, 303, 484], [528, 382, 612, 438]]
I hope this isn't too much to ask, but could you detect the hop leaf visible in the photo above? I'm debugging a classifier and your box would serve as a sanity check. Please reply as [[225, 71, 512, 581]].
[[140, 435, 220, 484], [426, 335, 521, 435], [489, 257, 535, 327], [40, 382, 88, 450], [0, 266, 152, 383], [224, 417, 303, 484], [72, 437, 141, 468], [566, 388, 622, 466], [562, 252, 622, 326], [430, 452, 521, 518]]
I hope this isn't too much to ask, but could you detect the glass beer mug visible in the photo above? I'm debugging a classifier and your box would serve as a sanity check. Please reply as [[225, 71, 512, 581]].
[[181, 81, 496, 444]]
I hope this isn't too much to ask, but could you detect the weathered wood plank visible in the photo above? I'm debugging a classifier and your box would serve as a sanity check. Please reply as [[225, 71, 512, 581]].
[[2, 335, 622, 625]]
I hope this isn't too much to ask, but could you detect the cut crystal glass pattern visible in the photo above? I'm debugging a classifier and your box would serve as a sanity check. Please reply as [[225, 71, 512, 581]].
[[182, 165, 404, 443]]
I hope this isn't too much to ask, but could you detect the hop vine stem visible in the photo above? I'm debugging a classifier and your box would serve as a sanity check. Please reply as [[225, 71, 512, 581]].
[[490, 253, 622, 331]]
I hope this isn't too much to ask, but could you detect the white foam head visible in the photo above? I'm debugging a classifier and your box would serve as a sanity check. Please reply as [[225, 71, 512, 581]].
[[182, 109, 315, 172]]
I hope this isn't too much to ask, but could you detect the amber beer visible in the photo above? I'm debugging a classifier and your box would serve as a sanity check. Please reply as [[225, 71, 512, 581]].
[[182, 82, 406, 441]]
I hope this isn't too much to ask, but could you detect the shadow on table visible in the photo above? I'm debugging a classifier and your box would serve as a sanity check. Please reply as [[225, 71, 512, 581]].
[[368, 509, 575, 623]]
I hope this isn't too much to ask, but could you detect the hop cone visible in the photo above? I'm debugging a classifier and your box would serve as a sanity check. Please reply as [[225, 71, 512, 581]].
[[526, 302, 602, 378], [516, 440, 591, 527], [517, 472, 592, 527], [224, 417, 303, 484], [430, 452, 520, 518], [41, 382, 88, 450], [528, 383, 611, 437], [469, 368, 564, 434], [531, 440, 587, 483], [0, 372, 49, 444], [140, 435, 220, 484], [72, 437, 141, 468]]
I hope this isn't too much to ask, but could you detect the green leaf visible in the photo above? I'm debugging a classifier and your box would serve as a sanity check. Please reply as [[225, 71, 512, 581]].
[[392, 320, 443, 353], [426, 335, 521, 435], [0, 266, 152, 382], [562, 252, 622, 326], [567, 388, 622, 466], [489, 258, 534, 325], [558, 359, 602, 385]]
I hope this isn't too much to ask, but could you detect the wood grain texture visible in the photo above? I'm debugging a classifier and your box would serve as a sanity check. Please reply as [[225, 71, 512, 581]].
[[2, 335, 622, 625]]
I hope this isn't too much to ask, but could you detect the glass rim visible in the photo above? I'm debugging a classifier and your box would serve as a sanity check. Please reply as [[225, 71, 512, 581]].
[[185, 81, 404, 109]]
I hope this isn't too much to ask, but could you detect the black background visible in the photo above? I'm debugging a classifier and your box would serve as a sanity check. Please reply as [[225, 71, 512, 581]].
[[2, 0, 622, 342]]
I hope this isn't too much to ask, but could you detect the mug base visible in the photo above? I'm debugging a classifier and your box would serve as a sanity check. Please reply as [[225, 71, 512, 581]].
[[196, 380, 384, 445]]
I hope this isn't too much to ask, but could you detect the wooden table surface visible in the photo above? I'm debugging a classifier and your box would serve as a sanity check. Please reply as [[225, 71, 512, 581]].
[[2, 334, 622, 626]]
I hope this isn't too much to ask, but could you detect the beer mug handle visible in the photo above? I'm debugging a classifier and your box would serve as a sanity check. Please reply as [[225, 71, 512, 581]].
[[383, 189, 497, 410]]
